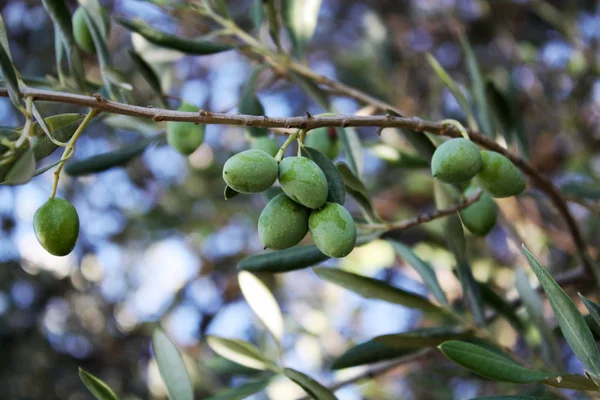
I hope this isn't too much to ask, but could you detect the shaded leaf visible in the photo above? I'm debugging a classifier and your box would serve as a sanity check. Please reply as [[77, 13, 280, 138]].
[[331, 339, 416, 370], [239, 244, 329, 273], [439, 340, 557, 383], [238, 271, 284, 343], [102, 67, 133, 91], [507, 78, 529, 157], [301, 145, 345, 205], [283, 368, 337, 400], [388, 240, 448, 306], [0, 15, 12, 61], [128, 50, 168, 107], [336, 127, 362, 178], [459, 32, 493, 136], [281, 0, 322, 59], [78, 368, 119, 400], [336, 162, 379, 222], [515, 269, 562, 368], [580, 295, 600, 337], [212, 0, 230, 19], [0, 38, 20, 109], [560, 180, 600, 200], [375, 326, 472, 349], [264, 0, 281, 49], [206, 377, 271, 400], [251, 0, 264, 32], [426, 53, 477, 130], [289, 71, 329, 109], [206, 336, 276, 371], [65, 139, 153, 176], [471, 397, 550, 400], [523, 246, 600, 377], [152, 329, 194, 400], [478, 281, 524, 332], [368, 144, 429, 168], [386, 109, 436, 163], [238, 68, 268, 137], [3, 148, 35, 185], [542, 373, 600, 391], [485, 80, 512, 142], [313, 267, 448, 316], [224, 185, 240, 200], [117, 18, 233, 55]]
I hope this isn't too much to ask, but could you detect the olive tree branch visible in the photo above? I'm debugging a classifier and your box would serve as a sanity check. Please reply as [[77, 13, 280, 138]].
[[0, 86, 593, 281], [358, 189, 483, 231]]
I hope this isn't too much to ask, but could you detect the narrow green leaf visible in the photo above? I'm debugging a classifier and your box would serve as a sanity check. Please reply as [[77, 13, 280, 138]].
[[289, 71, 329, 109], [238, 68, 268, 137], [336, 162, 379, 222], [515, 269, 562, 368], [301, 145, 345, 205], [471, 397, 550, 400], [54, 27, 67, 83], [251, 0, 264, 32], [64, 139, 153, 176], [434, 181, 485, 325], [0, 15, 12, 61], [239, 244, 329, 273], [205, 377, 271, 400], [264, 0, 281, 49], [117, 18, 233, 55], [459, 32, 493, 137], [426, 53, 477, 131], [3, 148, 35, 185], [205, 356, 265, 376], [224, 185, 240, 200], [152, 329, 194, 400], [128, 50, 168, 107], [283, 368, 337, 400], [507, 78, 529, 157], [542, 373, 600, 391], [580, 295, 600, 336], [238, 271, 284, 343], [439, 340, 557, 383], [331, 340, 416, 370], [523, 245, 600, 377], [485, 80, 513, 142], [388, 240, 448, 306], [212, 0, 230, 19], [375, 326, 472, 349], [0, 39, 21, 109], [313, 267, 447, 316], [102, 67, 133, 91], [281, 0, 322, 59], [206, 336, 276, 371], [478, 281, 524, 332], [336, 127, 362, 178], [560, 180, 600, 200], [78, 368, 119, 400], [368, 144, 429, 168]]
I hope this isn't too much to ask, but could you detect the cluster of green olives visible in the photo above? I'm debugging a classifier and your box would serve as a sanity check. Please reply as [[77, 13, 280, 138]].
[[222, 131, 356, 258], [431, 137, 526, 236], [34, 198, 80, 257]]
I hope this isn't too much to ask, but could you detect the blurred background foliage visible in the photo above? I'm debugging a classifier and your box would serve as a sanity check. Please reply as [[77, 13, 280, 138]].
[[1, 0, 600, 399]]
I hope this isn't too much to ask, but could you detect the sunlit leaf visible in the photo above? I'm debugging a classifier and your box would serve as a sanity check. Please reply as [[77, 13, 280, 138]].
[[439, 340, 557, 383], [78, 368, 119, 400], [117, 18, 233, 55], [471, 397, 550, 400], [375, 326, 472, 349], [281, 0, 322, 59], [65, 139, 154, 176], [523, 246, 600, 377], [313, 267, 448, 316], [388, 240, 448, 306], [205, 377, 271, 400], [206, 336, 276, 371], [102, 67, 133, 91], [515, 269, 562, 368], [368, 144, 429, 168], [331, 339, 416, 370], [238, 271, 284, 343], [283, 368, 337, 400], [152, 329, 194, 400], [301, 145, 345, 205], [239, 244, 329, 273], [238, 67, 268, 137]]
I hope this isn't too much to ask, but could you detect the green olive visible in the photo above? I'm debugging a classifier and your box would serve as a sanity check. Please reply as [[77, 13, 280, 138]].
[[278, 156, 328, 209], [475, 151, 526, 198], [309, 202, 357, 258], [33, 198, 80, 256], [223, 149, 278, 193], [431, 138, 482, 183], [305, 127, 340, 160], [167, 103, 206, 155], [252, 137, 279, 157], [73, 6, 110, 54], [258, 194, 309, 250], [459, 189, 498, 236]]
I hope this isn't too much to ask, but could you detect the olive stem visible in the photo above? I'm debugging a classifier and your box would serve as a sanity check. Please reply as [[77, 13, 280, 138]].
[[49, 108, 100, 198], [440, 119, 470, 140], [275, 129, 299, 162]]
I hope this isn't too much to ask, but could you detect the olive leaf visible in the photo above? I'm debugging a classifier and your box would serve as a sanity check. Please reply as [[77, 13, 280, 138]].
[[0, 35, 20, 109], [471, 397, 550, 400], [283, 368, 338, 400], [64, 139, 154, 176], [206, 336, 277, 371], [3, 147, 36, 185], [238, 68, 268, 137], [301, 145, 345, 205], [117, 18, 233, 55], [264, 0, 281, 50], [336, 162, 379, 222], [375, 326, 472, 349], [205, 377, 271, 400], [211, 0, 230, 18], [128, 49, 168, 107], [78, 368, 120, 400], [281, 0, 322, 59], [485, 80, 513, 142], [331, 339, 416, 370], [251, 0, 264, 32], [238, 271, 284, 343], [580, 295, 600, 335], [224, 185, 240, 200], [386, 109, 436, 163], [478, 281, 524, 332], [368, 144, 429, 168], [336, 127, 362, 178], [560, 179, 600, 201], [289, 71, 329, 109], [152, 329, 194, 400], [523, 245, 600, 377], [239, 244, 329, 273]]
